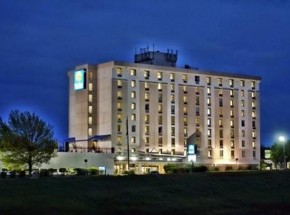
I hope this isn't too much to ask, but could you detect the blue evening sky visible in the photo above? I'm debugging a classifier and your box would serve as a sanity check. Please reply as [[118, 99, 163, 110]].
[[1, 0, 290, 146]]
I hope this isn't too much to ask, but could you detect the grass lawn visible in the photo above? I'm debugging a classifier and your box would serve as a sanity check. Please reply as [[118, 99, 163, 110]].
[[1, 171, 290, 215]]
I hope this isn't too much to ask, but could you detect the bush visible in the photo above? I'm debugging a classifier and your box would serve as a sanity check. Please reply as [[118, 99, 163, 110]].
[[193, 166, 208, 172], [225, 166, 233, 171], [18, 170, 26, 178], [88, 168, 99, 176], [123, 170, 135, 175], [9, 171, 16, 178], [0, 172, 7, 179], [40, 169, 50, 177], [49, 168, 57, 175], [74, 168, 88, 176], [163, 164, 176, 174], [59, 168, 67, 175]]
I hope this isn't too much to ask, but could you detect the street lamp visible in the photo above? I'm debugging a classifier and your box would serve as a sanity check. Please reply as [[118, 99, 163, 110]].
[[278, 136, 287, 170]]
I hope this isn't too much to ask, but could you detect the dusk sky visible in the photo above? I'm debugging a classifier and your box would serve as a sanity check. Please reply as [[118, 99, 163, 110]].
[[1, 0, 290, 147]]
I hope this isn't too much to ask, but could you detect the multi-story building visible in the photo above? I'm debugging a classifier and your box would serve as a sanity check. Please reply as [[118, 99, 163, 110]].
[[67, 48, 261, 174]]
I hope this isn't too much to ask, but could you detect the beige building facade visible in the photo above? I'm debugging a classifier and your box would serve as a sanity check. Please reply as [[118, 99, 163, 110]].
[[68, 51, 261, 174]]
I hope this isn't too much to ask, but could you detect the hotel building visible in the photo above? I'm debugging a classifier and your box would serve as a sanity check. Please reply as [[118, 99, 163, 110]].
[[68, 49, 261, 173]]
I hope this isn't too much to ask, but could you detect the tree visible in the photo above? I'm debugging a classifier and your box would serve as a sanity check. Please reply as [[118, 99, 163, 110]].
[[0, 110, 57, 176], [270, 140, 290, 169]]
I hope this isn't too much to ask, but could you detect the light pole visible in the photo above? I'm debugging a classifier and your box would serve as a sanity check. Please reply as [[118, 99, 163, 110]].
[[278, 136, 287, 170]]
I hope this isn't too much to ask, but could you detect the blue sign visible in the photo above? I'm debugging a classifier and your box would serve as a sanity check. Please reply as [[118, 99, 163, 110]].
[[74, 70, 86, 90]]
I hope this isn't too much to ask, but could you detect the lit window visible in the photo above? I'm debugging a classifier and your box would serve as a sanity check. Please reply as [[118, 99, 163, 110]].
[[241, 100, 245, 107], [88, 106, 93, 114], [220, 150, 224, 158], [207, 118, 211, 126], [231, 130, 234, 138], [158, 93, 162, 102], [117, 136, 121, 144], [144, 70, 150, 79], [117, 102, 122, 111], [219, 89, 223, 96], [219, 109, 223, 117], [117, 114, 122, 122], [131, 91, 136, 99], [145, 126, 149, 135], [184, 117, 188, 126], [230, 89, 234, 97], [89, 83, 93, 91], [251, 81, 256, 89], [158, 104, 162, 113], [252, 131, 256, 138], [182, 74, 187, 83], [145, 115, 149, 124], [131, 103, 136, 110], [251, 92, 255, 98], [145, 92, 149, 101], [171, 94, 175, 103], [252, 101, 256, 108], [144, 82, 149, 89], [157, 72, 162, 80], [218, 119, 223, 127], [116, 68, 122, 77], [183, 106, 188, 115], [230, 120, 234, 127], [230, 99, 234, 107], [88, 128, 92, 136], [240, 80, 245, 87], [207, 98, 211, 106], [170, 84, 175, 92], [158, 83, 162, 91], [252, 111, 256, 118], [195, 87, 200, 95], [131, 114, 136, 121], [183, 86, 187, 94], [241, 110, 245, 117], [88, 117, 92, 125], [229, 79, 234, 87], [208, 150, 212, 158], [183, 95, 188, 104], [145, 137, 149, 144], [130, 69, 136, 76], [117, 91, 122, 99], [117, 80, 122, 88], [170, 73, 175, 82], [207, 87, 211, 95], [207, 108, 211, 116], [207, 77, 211, 85], [218, 78, 222, 86], [208, 129, 211, 137], [252, 141, 256, 148], [184, 128, 188, 136], [131, 148, 136, 152], [89, 94, 93, 102], [131, 80, 136, 87], [171, 116, 175, 125], [231, 140, 234, 148], [195, 118, 200, 126], [240, 90, 244, 97]]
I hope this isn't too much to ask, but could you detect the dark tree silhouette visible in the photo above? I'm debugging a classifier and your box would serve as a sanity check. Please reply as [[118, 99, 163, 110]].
[[0, 110, 57, 176]]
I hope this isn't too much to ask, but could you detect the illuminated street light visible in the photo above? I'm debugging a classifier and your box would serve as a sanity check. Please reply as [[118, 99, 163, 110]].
[[278, 135, 287, 170]]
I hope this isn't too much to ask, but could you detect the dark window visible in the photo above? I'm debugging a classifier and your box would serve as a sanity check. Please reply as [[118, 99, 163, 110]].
[[195, 76, 200, 84]]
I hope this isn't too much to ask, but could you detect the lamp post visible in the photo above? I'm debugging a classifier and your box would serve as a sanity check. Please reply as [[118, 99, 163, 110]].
[[278, 136, 287, 170]]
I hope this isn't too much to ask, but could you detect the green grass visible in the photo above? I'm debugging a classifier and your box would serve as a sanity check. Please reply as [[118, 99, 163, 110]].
[[1, 171, 290, 215]]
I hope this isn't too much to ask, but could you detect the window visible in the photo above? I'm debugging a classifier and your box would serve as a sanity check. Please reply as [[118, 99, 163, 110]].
[[171, 127, 175, 136], [171, 116, 175, 125], [183, 74, 187, 83], [158, 138, 162, 146], [253, 151, 256, 158], [88, 106, 93, 114], [219, 98, 223, 107], [218, 78, 222, 86], [145, 115, 149, 124], [89, 94, 93, 102], [158, 115, 162, 124], [183, 95, 188, 104], [184, 117, 188, 126], [183, 106, 188, 115], [241, 120, 245, 127], [219, 89, 223, 96], [195, 87, 200, 95], [131, 91, 136, 99], [170, 84, 175, 92], [231, 140, 234, 149], [184, 128, 188, 136], [241, 110, 245, 117], [131, 125, 136, 132], [242, 140, 245, 147], [195, 76, 200, 84], [145, 92, 149, 101], [230, 120, 234, 128], [171, 94, 175, 103], [252, 111, 256, 118], [89, 83, 93, 91], [219, 129, 223, 138], [231, 150, 235, 159], [220, 140, 223, 148], [231, 130, 234, 138], [240, 90, 244, 97], [230, 99, 234, 107], [131, 114, 136, 121], [117, 136, 121, 144], [170, 73, 175, 82], [158, 127, 162, 135], [208, 150, 212, 158], [242, 130, 245, 137], [117, 114, 122, 122], [157, 72, 162, 80], [207, 118, 211, 127], [242, 150, 245, 158], [130, 69, 136, 76], [117, 80, 122, 88], [117, 125, 121, 133], [219, 119, 223, 127], [208, 129, 211, 137], [144, 82, 149, 90], [251, 92, 255, 99], [207, 108, 211, 116], [145, 104, 149, 113], [229, 79, 234, 87], [117, 102, 122, 111], [207, 98, 211, 106], [230, 89, 234, 97], [252, 101, 256, 108], [183, 86, 187, 94], [219, 109, 223, 117], [195, 118, 200, 126], [131, 148, 136, 152], [158, 104, 162, 113], [158, 83, 162, 91], [240, 80, 245, 87], [251, 81, 256, 89], [208, 139, 212, 147], [196, 107, 200, 116], [196, 97, 200, 105], [171, 105, 175, 114], [131, 137, 136, 144], [145, 126, 149, 135], [207, 87, 211, 95], [252, 131, 256, 138], [252, 141, 256, 148], [145, 137, 149, 144], [144, 70, 150, 79], [241, 100, 245, 107], [117, 91, 122, 99], [220, 150, 224, 158], [116, 68, 122, 77], [131, 103, 136, 110], [88, 117, 92, 125], [131, 80, 136, 87], [171, 138, 175, 147], [88, 128, 92, 136], [156, 93, 161, 103], [207, 77, 211, 85]]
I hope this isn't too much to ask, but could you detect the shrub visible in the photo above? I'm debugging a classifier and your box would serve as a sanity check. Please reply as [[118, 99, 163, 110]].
[[193, 166, 208, 172], [88, 168, 99, 176], [163, 164, 176, 174], [18, 170, 26, 178], [123, 170, 135, 175], [225, 166, 233, 171], [49, 168, 57, 175], [74, 168, 88, 176], [59, 168, 67, 175], [9, 171, 16, 178], [0, 172, 7, 179], [40, 169, 50, 177]]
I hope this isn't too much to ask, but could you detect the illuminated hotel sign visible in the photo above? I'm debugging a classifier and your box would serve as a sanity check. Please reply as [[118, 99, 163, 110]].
[[74, 70, 86, 90], [188, 144, 196, 155]]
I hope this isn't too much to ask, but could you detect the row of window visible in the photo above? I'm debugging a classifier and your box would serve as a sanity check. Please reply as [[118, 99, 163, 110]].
[[116, 67, 257, 89]]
